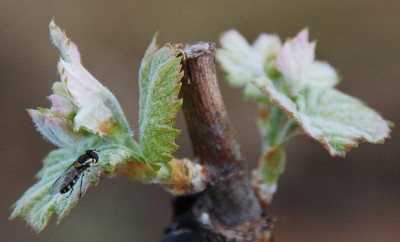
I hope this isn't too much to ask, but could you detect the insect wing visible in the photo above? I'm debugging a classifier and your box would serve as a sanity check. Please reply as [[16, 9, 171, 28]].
[[49, 164, 81, 195]]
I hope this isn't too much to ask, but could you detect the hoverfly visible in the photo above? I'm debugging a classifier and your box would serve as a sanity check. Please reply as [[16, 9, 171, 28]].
[[50, 150, 99, 199]]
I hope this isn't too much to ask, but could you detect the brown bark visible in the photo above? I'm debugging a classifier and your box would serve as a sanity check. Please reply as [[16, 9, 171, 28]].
[[161, 42, 272, 242]]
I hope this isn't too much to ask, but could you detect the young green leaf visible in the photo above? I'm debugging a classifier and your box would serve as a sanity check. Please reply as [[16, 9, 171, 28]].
[[218, 29, 392, 205], [256, 77, 391, 156], [138, 40, 183, 164], [10, 140, 136, 233], [12, 20, 206, 233], [217, 29, 281, 87], [28, 109, 85, 148], [10, 20, 142, 233]]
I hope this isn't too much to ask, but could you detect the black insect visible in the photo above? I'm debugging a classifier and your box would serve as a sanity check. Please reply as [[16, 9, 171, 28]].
[[50, 150, 99, 198]]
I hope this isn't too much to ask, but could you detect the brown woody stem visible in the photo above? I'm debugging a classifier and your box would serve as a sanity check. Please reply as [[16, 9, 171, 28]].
[[161, 42, 271, 242], [179, 42, 261, 223]]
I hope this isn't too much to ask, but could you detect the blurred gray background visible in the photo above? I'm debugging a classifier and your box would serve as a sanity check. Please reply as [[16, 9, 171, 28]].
[[1, 1, 399, 241]]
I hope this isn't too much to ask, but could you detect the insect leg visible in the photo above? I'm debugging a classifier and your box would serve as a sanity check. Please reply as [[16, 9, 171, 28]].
[[67, 187, 74, 198]]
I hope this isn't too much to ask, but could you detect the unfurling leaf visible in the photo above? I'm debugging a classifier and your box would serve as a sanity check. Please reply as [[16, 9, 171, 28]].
[[217, 29, 281, 89], [10, 21, 140, 232], [11, 20, 208, 233], [139, 39, 183, 164], [275, 29, 339, 95], [218, 28, 392, 204], [256, 77, 391, 156], [50, 20, 132, 141]]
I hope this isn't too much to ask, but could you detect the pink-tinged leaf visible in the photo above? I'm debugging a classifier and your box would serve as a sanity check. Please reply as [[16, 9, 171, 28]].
[[276, 29, 338, 95], [49, 21, 131, 137], [49, 20, 81, 63], [48, 82, 76, 116]]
